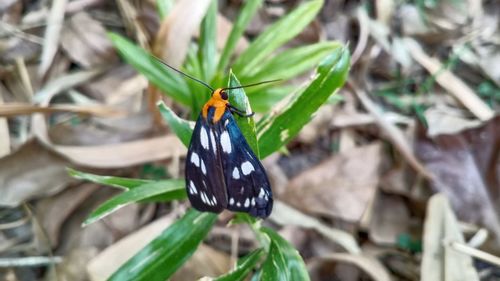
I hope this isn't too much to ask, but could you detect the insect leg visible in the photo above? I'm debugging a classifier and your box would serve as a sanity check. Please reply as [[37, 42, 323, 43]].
[[228, 104, 254, 117]]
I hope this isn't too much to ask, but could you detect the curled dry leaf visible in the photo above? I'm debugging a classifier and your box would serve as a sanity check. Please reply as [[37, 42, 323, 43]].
[[0, 139, 73, 207], [416, 116, 500, 240], [282, 143, 382, 223], [368, 193, 410, 245], [60, 12, 117, 68], [421, 194, 479, 281], [39, 0, 67, 76]]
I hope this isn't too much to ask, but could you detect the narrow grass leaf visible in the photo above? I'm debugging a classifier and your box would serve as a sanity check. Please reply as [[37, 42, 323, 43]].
[[242, 42, 341, 84], [83, 180, 185, 226], [199, 0, 218, 81], [157, 101, 195, 147], [109, 209, 217, 281], [228, 72, 260, 157], [68, 168, 151, 190], [232, 0, 323, 76], [108, 33, 191, 105], [260, 228, 310, 281], [214, 249, 266, 281], [217, 0, 263, 73], [257, 47, 350, 158]]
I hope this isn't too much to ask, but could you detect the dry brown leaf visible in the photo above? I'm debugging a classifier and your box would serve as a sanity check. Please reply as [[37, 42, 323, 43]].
[[282, 143, 382, 222], [0, 139, 73, 207], [60, 12, 117, 68], [35, 183, 98, 247], [308, 254, 392, 281], [404, 37, 494, 121], [172, 245, 230, 281], [416, 117, 500, 240], [421, 194, 479, 281], [86, 214, 176, 280], [424, 106, 482, 137], [0, 103, 124, 117], [39, 0, 67, 76], [271, 201, 361, 254], [369, 193, 410, 245], [154, 0, 211, 67]]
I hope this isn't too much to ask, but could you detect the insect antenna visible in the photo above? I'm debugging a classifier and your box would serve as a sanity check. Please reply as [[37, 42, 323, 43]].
[[152, 56, 214, 91], [222, 79, 281, 91]]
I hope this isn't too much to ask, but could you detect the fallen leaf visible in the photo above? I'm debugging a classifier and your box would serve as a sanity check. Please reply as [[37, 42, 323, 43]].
[[0, 139, 73, 207], [282, 143, 382, 222], [39, 0, 67, 76], [416, 117, 500, 240], [60, 12, 117, 68], [421, 194, 479, 281], [0, 102, 124, 117], [369, 193, 410, 245], [424, 105, 482, 137], [0, 92, 10, 157]]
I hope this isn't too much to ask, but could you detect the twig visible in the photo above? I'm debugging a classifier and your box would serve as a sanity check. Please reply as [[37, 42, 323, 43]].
[[0, 256, 63, 267], [447, 240, 500, 267]]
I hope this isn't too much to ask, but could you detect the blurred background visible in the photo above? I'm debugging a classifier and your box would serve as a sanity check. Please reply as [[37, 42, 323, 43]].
[[0, 0, 499, 280]]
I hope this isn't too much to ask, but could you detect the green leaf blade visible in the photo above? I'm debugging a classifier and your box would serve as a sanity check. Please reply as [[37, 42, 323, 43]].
[[199, 0, 218, 81], [217, 0, 264, 73], [260, 228, 310, 281], [227, 72, 260, 157], [257, 47, 350, 158], [83, 180, 185, 226], [108, 33, 191, 105], [214, 249, 266, 281], [108, 209, 217, 281], [157, 101, 195, 147], [232, 0, 323, 76], [68, 168, 152, 190]]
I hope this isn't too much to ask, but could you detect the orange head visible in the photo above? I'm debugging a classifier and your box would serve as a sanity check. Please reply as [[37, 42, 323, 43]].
[[202, 88, 229, 123]]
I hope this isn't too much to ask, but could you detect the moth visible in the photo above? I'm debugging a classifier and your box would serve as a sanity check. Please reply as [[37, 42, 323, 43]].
[[157, 59, 275, 218]]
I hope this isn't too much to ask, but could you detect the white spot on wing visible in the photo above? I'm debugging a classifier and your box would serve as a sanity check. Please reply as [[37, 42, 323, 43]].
[[232, 167, 240, 179], [212, 195, 217, 205], [201, 160, 206, 175], [251, 198, 255, 206], [229, 198, 235, 205], [190, 152, 200, 167], [259, 188, 265, 198], [241, 161, 254, 175], [236, 202, 241, 207], [200, 127, 209, 149], [189, 181, 198, 195], [209, 131, 217, 154], [244, 198, 249, 208], [220, 131, 232, 153]]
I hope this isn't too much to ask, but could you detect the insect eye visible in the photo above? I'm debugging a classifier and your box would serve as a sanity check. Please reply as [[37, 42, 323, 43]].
[[220, 91, 228, 100]]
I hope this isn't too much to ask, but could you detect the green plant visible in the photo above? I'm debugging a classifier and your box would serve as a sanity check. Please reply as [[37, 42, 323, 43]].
[[70, 0, 350, 279]]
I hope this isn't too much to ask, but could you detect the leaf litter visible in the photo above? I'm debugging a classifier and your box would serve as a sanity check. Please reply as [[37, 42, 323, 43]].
[[1, 0, 500, 280]]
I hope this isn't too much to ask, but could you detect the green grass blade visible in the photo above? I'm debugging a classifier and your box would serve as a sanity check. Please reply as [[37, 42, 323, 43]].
[[83, 180, 185, 226], [242, 42, 341, 84], [108, 33, 191, 105], [260, 228, 310, 281], [214, 249, 266, 281], [228, 72, 260, 157], [156, 0, 174, 19], [157, 101, 195, 147], [217, 0, 263, 73], [68, 168, 151, 190], [232, 0, 323, 76], [247, 86, 295, 113], [199, 0, 218, 81], [108, 209, 217, 281], [257, 47, 350, 158]]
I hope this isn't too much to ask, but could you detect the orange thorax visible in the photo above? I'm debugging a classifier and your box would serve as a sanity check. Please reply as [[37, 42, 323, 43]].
[[202, 88, 228, 123]]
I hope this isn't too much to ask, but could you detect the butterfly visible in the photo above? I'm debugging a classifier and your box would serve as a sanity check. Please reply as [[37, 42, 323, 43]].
[[155, 58, 276, 218]]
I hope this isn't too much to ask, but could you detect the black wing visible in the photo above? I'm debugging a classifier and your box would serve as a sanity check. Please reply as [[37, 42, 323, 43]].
[[185, 113, 227, 213], [218, 110, 273, 218]]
